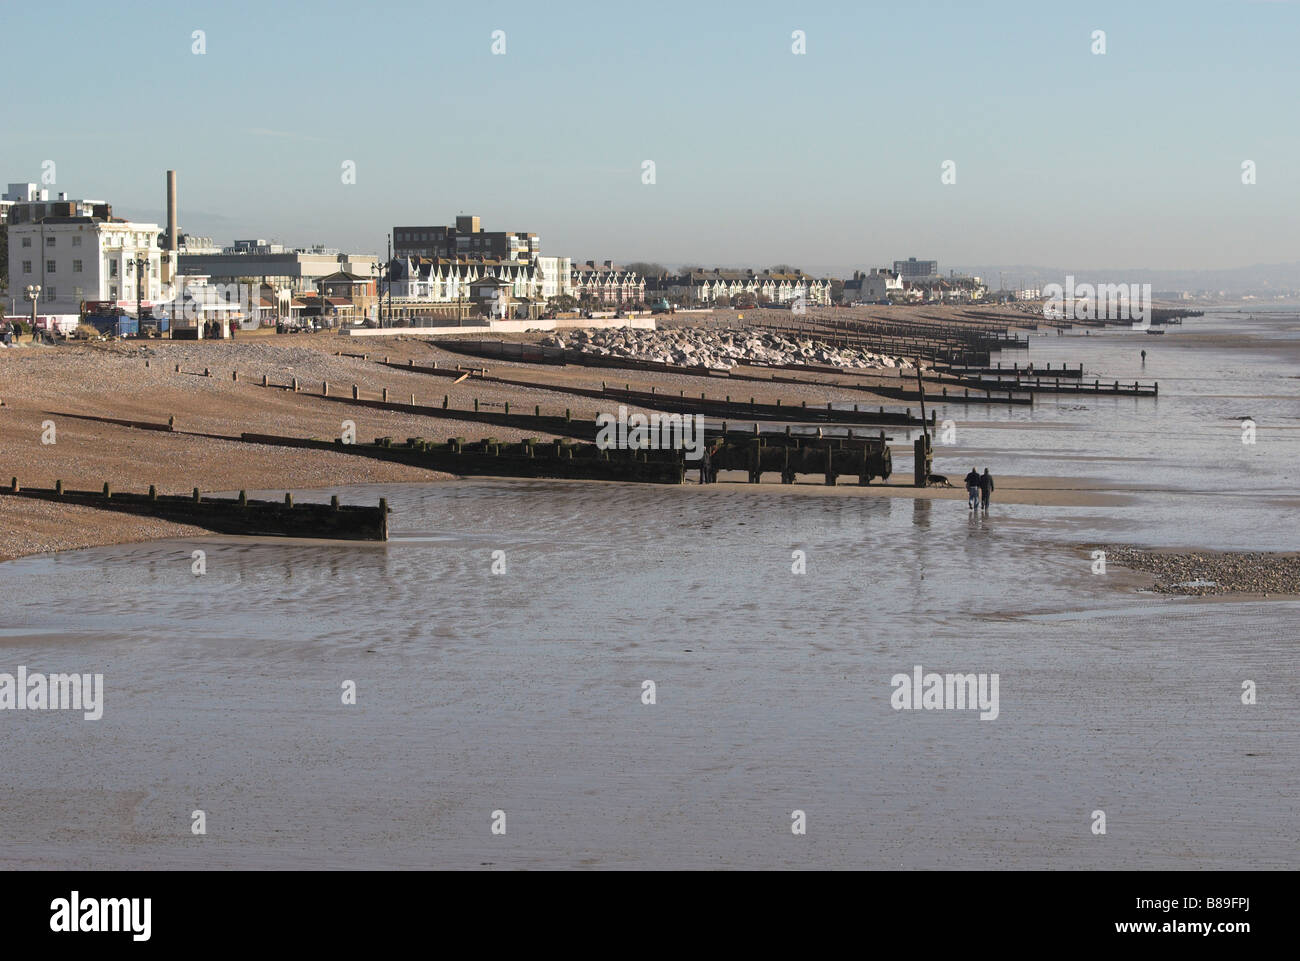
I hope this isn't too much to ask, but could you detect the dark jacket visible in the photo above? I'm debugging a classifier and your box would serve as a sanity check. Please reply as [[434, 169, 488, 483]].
[[964, 471, 981, 489], [979, 472, 994, 494]]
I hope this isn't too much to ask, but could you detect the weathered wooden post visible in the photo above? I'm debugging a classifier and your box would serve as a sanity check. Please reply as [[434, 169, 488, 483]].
[[913, 435, 930, 487], [10, 477, 18, 492], [149, 485, 157, 500], [331, 495, 340, 510], [232, 370, 238, 382], [103, 482, 112, 498], [193, 487, 201, 502], [285, 493, 293, 506], [262, 374, 268, 387], [352, 385, 359, 400], [55, 480, 62, 495], [238, 490, 248, 506], [292, 377, 299, 392], [323, 381, 329, 396], [382, 388, 388, 402]]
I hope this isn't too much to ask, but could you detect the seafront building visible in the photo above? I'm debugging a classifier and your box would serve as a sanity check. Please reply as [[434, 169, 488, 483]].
[[841, 268, 903, 304], [5, 190, 162, 319], [893, 257, 939, 280], [393, 216, 539, 263], [901, 273, 987, 303], [381, 254, 573, 322], [570, 261, 645, 306], [644, 268, 831, 307], [179, 246, 379, 298]]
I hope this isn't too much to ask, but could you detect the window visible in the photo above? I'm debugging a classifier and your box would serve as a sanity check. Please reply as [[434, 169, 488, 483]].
[[45, 236, 56, 247], [21, 236, 31, 248], [22, 260, 32, 274], [73, 259, 83, 273], [71, 236, 82, 247], [47, 260, 57, 273], [110, 262, 118, 277], [47, 288, 56, 300], [110, 286, 118, 299]]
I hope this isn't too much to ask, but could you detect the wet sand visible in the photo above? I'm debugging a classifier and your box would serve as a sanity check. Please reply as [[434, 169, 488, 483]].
[[0, 324, 1128, 562]]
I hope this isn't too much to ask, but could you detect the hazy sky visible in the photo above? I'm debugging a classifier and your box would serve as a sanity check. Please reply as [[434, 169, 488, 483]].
[[5, 0, 1298, 272]]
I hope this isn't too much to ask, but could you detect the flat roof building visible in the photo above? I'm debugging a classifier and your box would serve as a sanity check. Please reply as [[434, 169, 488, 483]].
[[394, 215, 539, 263], [178, 248, 379, 295], [893, 257, 938, 280]]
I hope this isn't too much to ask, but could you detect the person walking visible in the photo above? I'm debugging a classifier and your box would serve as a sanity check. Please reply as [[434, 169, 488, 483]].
[[964, 467, 981, 511], [979, 468, 994, 512], [699, 444, 713, 485]]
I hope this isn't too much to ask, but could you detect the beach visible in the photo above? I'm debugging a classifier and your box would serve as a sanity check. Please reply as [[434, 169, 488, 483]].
[[1, 307, 1298, 870]]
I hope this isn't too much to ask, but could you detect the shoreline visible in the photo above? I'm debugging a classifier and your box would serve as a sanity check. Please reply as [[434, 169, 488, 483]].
[[0, 470, 1129, 565]]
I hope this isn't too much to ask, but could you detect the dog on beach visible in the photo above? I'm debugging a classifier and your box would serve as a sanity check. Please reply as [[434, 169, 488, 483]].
[[926, 474, 952, 488]]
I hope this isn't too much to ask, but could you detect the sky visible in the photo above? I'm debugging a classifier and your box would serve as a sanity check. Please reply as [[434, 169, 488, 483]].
[[5, 0, 1300, 274]]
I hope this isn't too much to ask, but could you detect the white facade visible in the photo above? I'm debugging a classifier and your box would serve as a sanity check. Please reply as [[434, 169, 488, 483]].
[[534, 256, 573, 299], [8, 218, 162, 315], [386, 257, 559, 305]]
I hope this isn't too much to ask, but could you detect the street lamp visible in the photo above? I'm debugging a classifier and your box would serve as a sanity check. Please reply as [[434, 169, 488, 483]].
[[24, 284, 42, 342], [131, 255, 149, 337]]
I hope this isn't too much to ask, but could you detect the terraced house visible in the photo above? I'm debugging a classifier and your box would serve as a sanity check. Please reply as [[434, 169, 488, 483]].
[[646, 269, 831, 307], [569, 261, 645, 306], [382, 255, 569, 320]]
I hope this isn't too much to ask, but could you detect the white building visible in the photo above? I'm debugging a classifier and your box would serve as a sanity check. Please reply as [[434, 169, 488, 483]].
[[386, 256, 574, 305], [534, 255, 574, 299], [842, 268, 903, 304], [7, 213, 162, 316]]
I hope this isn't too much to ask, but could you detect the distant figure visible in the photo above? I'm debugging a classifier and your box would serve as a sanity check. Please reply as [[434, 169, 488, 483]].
[[1140, 349, 1147, 364], [979, 468, 994, 512], [699, 445, 712, 484], [964, 467, 981, 511]]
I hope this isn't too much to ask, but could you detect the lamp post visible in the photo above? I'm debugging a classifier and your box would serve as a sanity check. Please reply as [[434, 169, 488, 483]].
[[24, 284, 41, 342], [385, 233, 393, 328], [131, 254, 148, 337], [371, 261, 383, 328]]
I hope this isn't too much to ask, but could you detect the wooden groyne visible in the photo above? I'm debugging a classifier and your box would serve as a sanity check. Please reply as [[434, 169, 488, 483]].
[[1, 479, 388, 541], [934, 362, 1084, 379], [731, 362, 1033, 405], [944, 377, 1158, 397], [705, 433, 893, 485], [366, 359, 931, 426], [395, 350, 1028, 409], [232, 430, 896, 487], [239, 433, 687, 484]]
